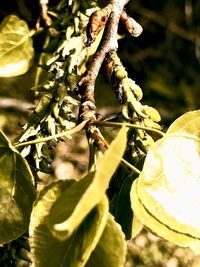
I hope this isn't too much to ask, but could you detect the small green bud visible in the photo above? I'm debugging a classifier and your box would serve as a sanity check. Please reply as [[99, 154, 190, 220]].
[[143, 118, 162, 129], [114, 68, 127, 80], [143, 105, 161, 122]]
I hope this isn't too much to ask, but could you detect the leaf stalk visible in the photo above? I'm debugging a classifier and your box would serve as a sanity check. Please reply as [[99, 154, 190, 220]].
[[93, 120, 165, 137], [13, 121, 87, 148]]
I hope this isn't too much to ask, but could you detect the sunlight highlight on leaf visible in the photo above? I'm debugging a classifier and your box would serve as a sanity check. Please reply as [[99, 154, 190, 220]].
[[49, 126, 128, 239], [30, 180, 109, 267], [131, 109, 200, 253], [0, 15, 34, 77]]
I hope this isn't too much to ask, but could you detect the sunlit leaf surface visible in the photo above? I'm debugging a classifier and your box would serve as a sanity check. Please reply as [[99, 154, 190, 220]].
[[0, 130, 35, 244], [167, 110, 200, 137], [131, 110, 200, 253], [131, 180, 200, 253], [48, 126, 128, 239], [30, 181, 108, 267], [0, 15, 34, 77]]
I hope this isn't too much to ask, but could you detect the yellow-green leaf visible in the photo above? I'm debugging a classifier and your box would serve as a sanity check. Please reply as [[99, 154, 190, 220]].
[[30, 180, 109, 267], [0, 130, 35, 244], [0, 15, 34, 77], [137, 136, 200, 238], [131, 109, 200, 253], [167, 109, 200, 137], [131, 180, 200, 254], [49, 126, 128, 239], [48, 172, 94, 238], [86, 214, 127, 267]]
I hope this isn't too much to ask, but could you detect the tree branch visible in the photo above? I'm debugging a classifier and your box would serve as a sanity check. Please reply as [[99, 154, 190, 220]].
[[78, 0, 129, 122], [77, 0, 129, 153]]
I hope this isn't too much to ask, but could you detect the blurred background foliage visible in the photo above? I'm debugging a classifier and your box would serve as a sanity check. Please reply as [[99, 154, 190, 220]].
[[0, 0, 200, 126], [121, 0, 200, 126], [0, 1, 200, 266]]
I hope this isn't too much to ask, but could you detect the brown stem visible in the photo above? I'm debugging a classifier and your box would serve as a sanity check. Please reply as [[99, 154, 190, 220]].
[[79, 0, 129, 123], [78, 0, 129, 155], [39, 0, 52, 27]]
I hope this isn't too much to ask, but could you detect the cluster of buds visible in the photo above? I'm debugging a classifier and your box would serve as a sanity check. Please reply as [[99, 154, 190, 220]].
[[18, 0, 101, 173], [104, 51, 161, 161]]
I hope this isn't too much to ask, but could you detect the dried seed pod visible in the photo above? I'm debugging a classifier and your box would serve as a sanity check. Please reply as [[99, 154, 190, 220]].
[[46, 115, 56, 135], [120, 10, 143, 37], [51, 102, 60, 119], [87, 8, 110, 45], [35, 93, 52, 113], [56, 83, 67, 106]]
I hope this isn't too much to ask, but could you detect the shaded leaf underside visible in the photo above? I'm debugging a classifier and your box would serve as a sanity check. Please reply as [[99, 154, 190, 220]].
[[0, 130, 35, 244]]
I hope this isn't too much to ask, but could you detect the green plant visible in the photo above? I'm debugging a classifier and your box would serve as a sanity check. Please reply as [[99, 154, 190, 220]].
[[0, 0, 200, 266]]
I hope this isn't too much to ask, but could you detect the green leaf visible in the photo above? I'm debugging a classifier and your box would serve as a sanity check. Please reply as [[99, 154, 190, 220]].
[[167, 109, 200, 137], [0, 15, 34, 77], [112, 174, 135, 239], [49, 126, 128, 239], [131, 109, 200, 253], [0, 130, 35, 244], [30, 180, 109, 267], [131, 179, 200, 254], [86, 214, 127, 267], [48, 172, 94, 237], [138, 136, 200, 236]]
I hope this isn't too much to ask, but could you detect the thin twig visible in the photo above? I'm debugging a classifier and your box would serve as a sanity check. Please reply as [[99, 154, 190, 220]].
[[121, 158, 141, 174], [93, 120, 165, 137], [13, 121, 87, 148]]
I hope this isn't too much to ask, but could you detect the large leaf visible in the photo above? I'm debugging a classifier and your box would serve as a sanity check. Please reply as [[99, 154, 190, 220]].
[[86, 213, 127, 267], [48, 172, 94, 238], [167, 109, 200, 136], [49, 126, 128, 239], [138, 136, 200, 237], [131, 180, 200, 254], [0, 130, 35, 244], [0, 15, 34, 77], [131, 110, 200, 252], [30, 180, 109, 267]]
